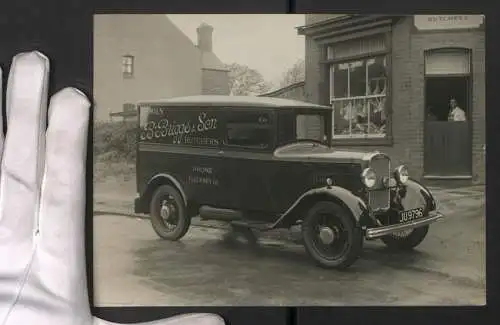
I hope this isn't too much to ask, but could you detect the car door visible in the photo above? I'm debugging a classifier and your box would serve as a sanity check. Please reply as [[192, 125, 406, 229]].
[[267, 110, 312, 214], [222, 109, 275, 217], [268, 159, 315, 215]]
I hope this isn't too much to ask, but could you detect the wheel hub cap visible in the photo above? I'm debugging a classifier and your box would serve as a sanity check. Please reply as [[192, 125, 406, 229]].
[[160, 200, 171, 219], [319, 226, 335, 245]]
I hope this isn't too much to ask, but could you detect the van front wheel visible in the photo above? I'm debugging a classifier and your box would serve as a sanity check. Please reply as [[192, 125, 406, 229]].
[[149, 185, 191, 241], [302, 201, 363, 269]]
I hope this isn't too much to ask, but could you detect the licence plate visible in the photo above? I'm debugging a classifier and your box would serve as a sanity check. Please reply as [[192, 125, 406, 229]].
[[399, 207, 424, 223]]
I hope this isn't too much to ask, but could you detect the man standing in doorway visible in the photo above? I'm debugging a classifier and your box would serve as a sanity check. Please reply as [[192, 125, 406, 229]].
[[448, 98, 467, 122]]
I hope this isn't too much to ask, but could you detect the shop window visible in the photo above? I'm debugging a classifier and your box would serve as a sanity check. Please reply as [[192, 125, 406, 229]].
[[329, 55, 388, 138], [325, 35, 388, 139], [225, 111, 272, 149], [122, 55, 134, 78], [424, 48, 471, 122]]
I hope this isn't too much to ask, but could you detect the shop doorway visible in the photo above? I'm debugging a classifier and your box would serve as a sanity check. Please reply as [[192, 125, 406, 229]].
[[423, 48, 472, 177]]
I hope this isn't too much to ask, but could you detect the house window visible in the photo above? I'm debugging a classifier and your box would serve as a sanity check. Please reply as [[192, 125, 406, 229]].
[[326, 35, 389, 139], [122, 55, 134, 77]]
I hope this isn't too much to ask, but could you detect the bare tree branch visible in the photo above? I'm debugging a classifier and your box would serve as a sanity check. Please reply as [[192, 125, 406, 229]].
[[279, 59, 305, 88], [225, 63, 273, 96]]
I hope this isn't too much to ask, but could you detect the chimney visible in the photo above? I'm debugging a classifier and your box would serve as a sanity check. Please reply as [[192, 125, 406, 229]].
[[197, 22, 213, 52]]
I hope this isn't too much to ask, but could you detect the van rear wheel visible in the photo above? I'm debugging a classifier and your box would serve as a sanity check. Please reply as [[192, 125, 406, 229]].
[[302, 201, 363, 269], [150, 185, 191, 241]]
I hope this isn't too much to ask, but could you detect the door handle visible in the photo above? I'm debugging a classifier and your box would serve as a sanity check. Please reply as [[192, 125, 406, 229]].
[[217, 150, 224, 155]]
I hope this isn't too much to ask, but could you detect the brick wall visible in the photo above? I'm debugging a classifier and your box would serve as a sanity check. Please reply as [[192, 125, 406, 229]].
[[319, 18, 417, 177], [301, 17, 415, 171], [409, 25, 485, 183], [304, 36, 322, 104], [302, 16, 485, 183], [201, 68, 230, 95]]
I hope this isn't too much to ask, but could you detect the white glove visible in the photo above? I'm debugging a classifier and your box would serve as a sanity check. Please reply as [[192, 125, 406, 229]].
[[0, 51, 225, 325]]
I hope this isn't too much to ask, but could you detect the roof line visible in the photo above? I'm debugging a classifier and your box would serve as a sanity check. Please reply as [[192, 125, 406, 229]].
[[296, 14, 357, 32], [296, 14, 399, 36], [258, 81, 305, 97], [136, 95, 332, 110]]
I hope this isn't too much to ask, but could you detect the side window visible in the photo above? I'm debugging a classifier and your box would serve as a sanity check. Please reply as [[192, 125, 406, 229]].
[[225, 111, 273, 149], [277, 111, 296, 145]]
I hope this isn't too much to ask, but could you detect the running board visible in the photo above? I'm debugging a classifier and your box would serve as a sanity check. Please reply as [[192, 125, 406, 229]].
[[230, 220, 275, 231], [199, 206, 243, 221]]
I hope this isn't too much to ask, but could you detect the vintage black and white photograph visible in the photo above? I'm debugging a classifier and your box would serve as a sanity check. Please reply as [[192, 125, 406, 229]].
[[92, 14, 486, 306]]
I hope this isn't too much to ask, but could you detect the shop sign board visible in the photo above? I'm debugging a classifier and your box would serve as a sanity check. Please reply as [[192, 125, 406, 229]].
[[414, 15, 484, 30]]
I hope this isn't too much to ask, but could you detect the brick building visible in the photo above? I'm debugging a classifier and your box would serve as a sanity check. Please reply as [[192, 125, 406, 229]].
[[298, 14, 485, 184], [93, 15, 229, 121]]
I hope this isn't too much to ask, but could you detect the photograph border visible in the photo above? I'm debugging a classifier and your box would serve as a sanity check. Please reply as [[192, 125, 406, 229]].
[[1, 0, 497, 324]]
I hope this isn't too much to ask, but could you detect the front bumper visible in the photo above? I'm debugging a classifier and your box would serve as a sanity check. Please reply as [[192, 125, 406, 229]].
[[365, 210, 444, 239]]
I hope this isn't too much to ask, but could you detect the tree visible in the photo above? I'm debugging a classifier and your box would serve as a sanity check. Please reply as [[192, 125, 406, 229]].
[[225, 63, 273, 96], [279, 59, 305, 88]]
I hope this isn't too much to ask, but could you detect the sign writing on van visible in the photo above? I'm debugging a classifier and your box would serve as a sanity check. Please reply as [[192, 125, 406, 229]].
[[140, 112, 220, 146], [187, 166, 220, 186]]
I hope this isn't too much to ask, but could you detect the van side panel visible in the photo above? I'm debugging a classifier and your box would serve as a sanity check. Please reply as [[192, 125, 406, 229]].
[[136, 106, 232, 211]]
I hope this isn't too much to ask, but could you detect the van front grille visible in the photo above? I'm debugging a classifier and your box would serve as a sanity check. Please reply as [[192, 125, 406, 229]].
[[368, 154, 391, 210]]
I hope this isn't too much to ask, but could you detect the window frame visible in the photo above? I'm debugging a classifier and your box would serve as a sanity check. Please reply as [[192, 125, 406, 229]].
[[122, 54, 134, 78], [295, 108, 332, 145], [330, 56, 388, 139], [320, 32, 393, 146], [423, 47, 473, 122], [222, 109, 276, 152], [424, 47, 471, 77]]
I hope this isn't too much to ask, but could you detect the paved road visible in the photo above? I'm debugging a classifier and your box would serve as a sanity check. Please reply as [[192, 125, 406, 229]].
[[93, 205, 485, 306]]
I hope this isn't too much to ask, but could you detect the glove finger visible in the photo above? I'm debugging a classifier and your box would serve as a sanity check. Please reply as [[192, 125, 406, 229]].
[[37, 87, 90, 303], [94, 313, 225, 325], [0, 51, 49, 246], [0, 66, 4, 155]]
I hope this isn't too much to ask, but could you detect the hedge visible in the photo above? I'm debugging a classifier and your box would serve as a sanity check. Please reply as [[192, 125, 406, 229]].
[[94, 120, 137, 162]]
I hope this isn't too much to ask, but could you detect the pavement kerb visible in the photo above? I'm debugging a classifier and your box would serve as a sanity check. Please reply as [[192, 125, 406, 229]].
[[94, 209, 226, 230], [94, 188, 483, 217]]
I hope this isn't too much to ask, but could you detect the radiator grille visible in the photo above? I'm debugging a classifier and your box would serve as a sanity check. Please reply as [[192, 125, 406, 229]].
[[368, 154, 391, 210]]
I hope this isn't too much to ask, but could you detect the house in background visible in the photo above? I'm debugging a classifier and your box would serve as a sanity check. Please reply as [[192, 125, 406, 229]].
[[297, 14, 485, 184], [93, 14, 230, 122]]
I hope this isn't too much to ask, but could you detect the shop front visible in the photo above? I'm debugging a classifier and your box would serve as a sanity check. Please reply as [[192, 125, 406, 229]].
[[298, 14, 485, 184]]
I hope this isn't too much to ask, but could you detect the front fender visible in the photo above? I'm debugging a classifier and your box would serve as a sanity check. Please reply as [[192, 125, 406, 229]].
[[274, 186, 370, 228], [135, 173, 188, 214], [392, 178, 438, 213], [146, 173, 188, 205]]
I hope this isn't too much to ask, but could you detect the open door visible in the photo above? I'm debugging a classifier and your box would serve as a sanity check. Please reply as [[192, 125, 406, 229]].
[[423, 48, 472, 178]]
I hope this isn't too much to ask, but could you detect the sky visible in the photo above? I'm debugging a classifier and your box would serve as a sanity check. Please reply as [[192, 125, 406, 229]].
[[167, 14, 306, 87]]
